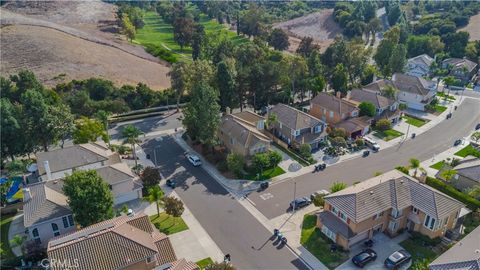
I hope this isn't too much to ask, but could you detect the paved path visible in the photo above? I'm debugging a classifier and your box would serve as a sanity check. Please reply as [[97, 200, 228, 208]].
[[8, 212, 26, 257]]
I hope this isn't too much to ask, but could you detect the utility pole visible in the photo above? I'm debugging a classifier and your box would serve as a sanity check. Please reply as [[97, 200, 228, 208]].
[[292, 180, 297, 214]]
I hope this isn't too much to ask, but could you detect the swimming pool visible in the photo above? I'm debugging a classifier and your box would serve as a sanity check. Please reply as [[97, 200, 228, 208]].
[[0, 176, 23, 202]]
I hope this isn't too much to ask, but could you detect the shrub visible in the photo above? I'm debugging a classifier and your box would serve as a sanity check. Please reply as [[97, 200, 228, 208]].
[[330, 182, 348, 193], [331, 136, 347, 148], [355, 138, 365, 147], [268, 151, 283, 168], [426, 177, 480, 210], [226, 153, 244, 176], [144, 44, 178, 63], [376, 119, 391, 131], [359, 102, 376, 117], [329, 127, 348, 139], [141, 167, 161, 189], [410, 231, 441, 246], [298, 144, 312, 159], [312, 194, 325, 207], [251, 153, 270, 174], [395, 166, 410, 175]]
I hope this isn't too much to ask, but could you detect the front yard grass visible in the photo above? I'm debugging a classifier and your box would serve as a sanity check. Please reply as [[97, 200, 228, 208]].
[[244, 166, 286, 181], [454, 144, 480, 158], [435, 105, 447, 113], [429, 160, 445, 170], [150, 213, 189, 235], [0, 212, 20, 266], [402, 115, 429, 127], [399, 238, 439, 265], [196, 257, 214, 269], [301, 215, 349, 270], [373, 129, 404, 141], [436, 92, 456, 100]]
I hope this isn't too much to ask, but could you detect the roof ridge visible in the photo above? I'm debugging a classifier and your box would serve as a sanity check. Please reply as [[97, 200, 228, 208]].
[[111, 226, 158, 253]]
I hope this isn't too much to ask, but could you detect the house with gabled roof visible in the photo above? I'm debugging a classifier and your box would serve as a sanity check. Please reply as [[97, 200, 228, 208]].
[[451, 157, 480, 192], [317, 170, 464, 250], [346, 89, 401, 125], [269, 103, 327, 150], [442, 58, 478, 84], [47, 214, 198, 270], [429, 225, 480, 270], [406, 54, 434, 78]]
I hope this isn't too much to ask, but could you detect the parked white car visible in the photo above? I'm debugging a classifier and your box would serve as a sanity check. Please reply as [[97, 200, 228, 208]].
[[186, 154, 202, 167]]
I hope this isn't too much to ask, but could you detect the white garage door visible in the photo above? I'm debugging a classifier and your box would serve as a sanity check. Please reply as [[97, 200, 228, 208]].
[[349, 230, 369, 246], [115, 190, 140, 205], [407, 102, 424, 111]]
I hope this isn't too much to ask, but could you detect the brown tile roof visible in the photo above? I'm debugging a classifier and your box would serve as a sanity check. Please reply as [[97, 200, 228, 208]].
[[270, 103, 323, 130], [311, 92, 358, 115], [325, 171, 464, 223], [232, 111, 264, 126], [454, 157, 480, 183], [443, 58, 478, 73], [168, 258, 200, 270], [219, 114, 270, 149], [334, 116, 372, 134], [408, 54, 434, 68], [48, 214, 177, 270], [365, 73, 436, 96], [23, 182, 71, 227], [348, 89, 395, 108]]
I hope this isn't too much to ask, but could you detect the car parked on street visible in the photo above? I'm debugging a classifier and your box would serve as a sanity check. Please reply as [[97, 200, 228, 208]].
[[384, 250, 412, 270], [351, 249, 377, 268], [454, 139, 462, 146], [476, 123, 480, 130], [290, 197, 311, 210], [310, 190, 330, 201], [186, 154, 202, 166]]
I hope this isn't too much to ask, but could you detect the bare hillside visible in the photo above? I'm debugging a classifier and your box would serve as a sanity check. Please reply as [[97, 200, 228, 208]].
[[458, 12, 480, 41]]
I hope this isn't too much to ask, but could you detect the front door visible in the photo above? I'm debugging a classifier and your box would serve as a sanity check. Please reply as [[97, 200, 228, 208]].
[[406, 220, 414, 232]]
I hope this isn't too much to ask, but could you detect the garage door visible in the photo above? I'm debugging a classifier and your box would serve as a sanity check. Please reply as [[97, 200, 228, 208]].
[[115, 190, 140, 205], [349, 230, 369, 246]]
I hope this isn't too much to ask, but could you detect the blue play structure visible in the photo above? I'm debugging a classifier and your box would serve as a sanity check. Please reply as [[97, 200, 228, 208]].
[[0, 176, 23, 202]]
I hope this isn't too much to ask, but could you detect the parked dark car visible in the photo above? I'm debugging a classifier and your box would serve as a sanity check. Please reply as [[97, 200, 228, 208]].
[[384, 250, 412, 270], [352, 249, 377, 268], [362, 150, 370, 157], [476, 123, 480, 130], [260, 182, 269, 190], [446, 113, 452, 119], [166, 179, 176, 188], [454, 139, 462, 146], [290, 197, 311, 210]]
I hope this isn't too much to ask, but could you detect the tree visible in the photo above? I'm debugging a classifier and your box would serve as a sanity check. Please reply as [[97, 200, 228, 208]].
[[226, 153, 244, 177], [168, 62, 189, 112], [411, 259, 430, 270], [332, 64, 348, 96], [144, 186, 165, 217], [376, 119, 392, 131], [388, 44, 407, 75], [252, 153, 270, 176], [205, 262, 236, 270], [266, 113, 278, 130], [409, 158, 421, 177], [63, 170, 114, 227], [308, 76, 326, 97], [95, 110, 111, 145], [122, 124, 143, 167], [329, 128, 347, 139], [296, 37, 318, 58], [192, 24, 205, 60], [359, 102, 376, 117], [163, 196, 185, 224], [441, 169, 457, 181], [312, 194, 325, 207], [471, 132, 480, 143], [73, 117, 108, 144], [387, 3, 402, 26], [1, 98, 24, 159], [330, 182, 347, 193], [10, 235, 26, 256], [355, 138, 365, 147], [141, 167, 161, 190], [442, 76, 456, 100], [331, 136, 347, 148], [268, 28, 290, 51], [182, 83, 220, 147], [381, 85, 398, 100], [173, 17, 194, 51], [406, 35, 444, 58], [268, 151, 283, 168], [467, 185, 480, 199], [121, 14, 136, 41], [216, 59, 238, 113], [299, 144, 312, 160]]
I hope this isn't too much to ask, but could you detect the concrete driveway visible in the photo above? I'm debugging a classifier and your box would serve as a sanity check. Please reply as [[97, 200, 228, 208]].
[[336, 232, 410, 270]]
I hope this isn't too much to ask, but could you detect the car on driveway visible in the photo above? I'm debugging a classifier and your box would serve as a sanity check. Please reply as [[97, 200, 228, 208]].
[[186, 154, 202, 166], [351, 249, 377, 268], [310, 189, 330, 201], [384, 250, 412, 270], [290, 197, 311, 210], [476, 123, 480, 130]]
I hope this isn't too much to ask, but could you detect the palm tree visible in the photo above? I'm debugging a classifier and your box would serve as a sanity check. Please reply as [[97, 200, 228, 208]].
[[330, 182, 348, 193], [440, 169, 457, 182], [144, 186, 165, 217], [122, 124, 143, 167], [266, 113, 278, 131], [409, 158, 420, 177], [10, 235, 26, 256], [442, 76, 456, 102]]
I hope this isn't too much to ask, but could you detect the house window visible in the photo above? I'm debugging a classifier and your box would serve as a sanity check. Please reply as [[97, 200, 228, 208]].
[[295, 130, 300, 136], [391, 208, 402, 218], [351, 111, 358, 117], [339, 212, 348, 222], [424, 215, 436, 230], [388, 221, 397, 231], [412, 207, 419, 214], [321, 226, 336, 242], [52, 223, 60, 236], [32, 228, 41, 244], [62, 216, 69, 228], [68, 215, 74, 227], [373, 212, 383, 220], [329, 111, 334, 118], [331, 207, 338, 215], [63, 215, 74, 228], [314, 125, 321, 134]]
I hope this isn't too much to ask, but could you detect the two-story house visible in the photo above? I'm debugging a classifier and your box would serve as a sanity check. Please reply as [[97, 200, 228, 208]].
[[218, 111, 271, 157], [346, 89, 401, 125], [442, 58, 478, 85], [268, 103, 327, 150], [310, 92, 370, 138], [406, 54, 434, 78], [317, 170, 464, 250], [451, 157, 480, 192], [365, 73, 437, 111]]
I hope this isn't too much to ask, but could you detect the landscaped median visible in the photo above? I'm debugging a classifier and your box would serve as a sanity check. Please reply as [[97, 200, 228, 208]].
[[150, 213, 189, 235], [300, 214, 349, 270]]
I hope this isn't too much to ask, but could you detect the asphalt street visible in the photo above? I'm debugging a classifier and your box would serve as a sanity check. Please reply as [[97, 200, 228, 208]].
[[249, 97, 480, 219], [143, 137, 309, 270]]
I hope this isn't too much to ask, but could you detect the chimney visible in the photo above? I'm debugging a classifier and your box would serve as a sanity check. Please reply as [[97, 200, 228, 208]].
[[44, 160, 52, 181], [23, 188, 32, 202]]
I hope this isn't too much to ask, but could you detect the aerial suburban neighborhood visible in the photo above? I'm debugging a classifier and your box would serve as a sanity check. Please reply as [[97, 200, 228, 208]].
[[1, 1, 480, 270]]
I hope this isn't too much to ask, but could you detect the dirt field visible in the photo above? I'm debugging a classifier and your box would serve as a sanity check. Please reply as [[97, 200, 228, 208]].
[[273, 9, 342, 53], [458, 12, 480, 41], [0, 1, 171, 90]]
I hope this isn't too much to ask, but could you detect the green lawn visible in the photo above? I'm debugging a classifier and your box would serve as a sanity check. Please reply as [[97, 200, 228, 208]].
[[150, 213, 189, 235], [435, 105, 447, 113], [454, 144, 480, 158], [0, 213, 18, 264], [373, 129, 404, 141], [301, 215, 349, 270], [196, 257, 214, 269], [436, 92, 456, 100], [244, 166, 286, 181], [399, 238, 439, 265], [402, 115, 429, 127], [134, 11, 248, 60], [429, 160, 445, 170]]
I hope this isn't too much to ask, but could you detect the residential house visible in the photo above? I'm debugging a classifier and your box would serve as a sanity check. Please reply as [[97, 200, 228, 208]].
[[36, 142, 120, 182], [406, 54, 434, 78], [451, 157, 480, 192], [310, 92, 370, 138], [218, 111, 271, 157], [47, 214, 199, 270], [23, 164, 143, 246], [268, 103, 327, 150], [428, 225, 480, 270], [346, 89, 401, 125], [442, 58, 479, 84], [317, 170, 464, 250], [365, 73, 437, 111]]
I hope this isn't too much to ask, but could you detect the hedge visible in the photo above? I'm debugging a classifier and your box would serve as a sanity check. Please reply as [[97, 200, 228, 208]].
[[426, 177, 480, 210], [144, 43, 178, 63]]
